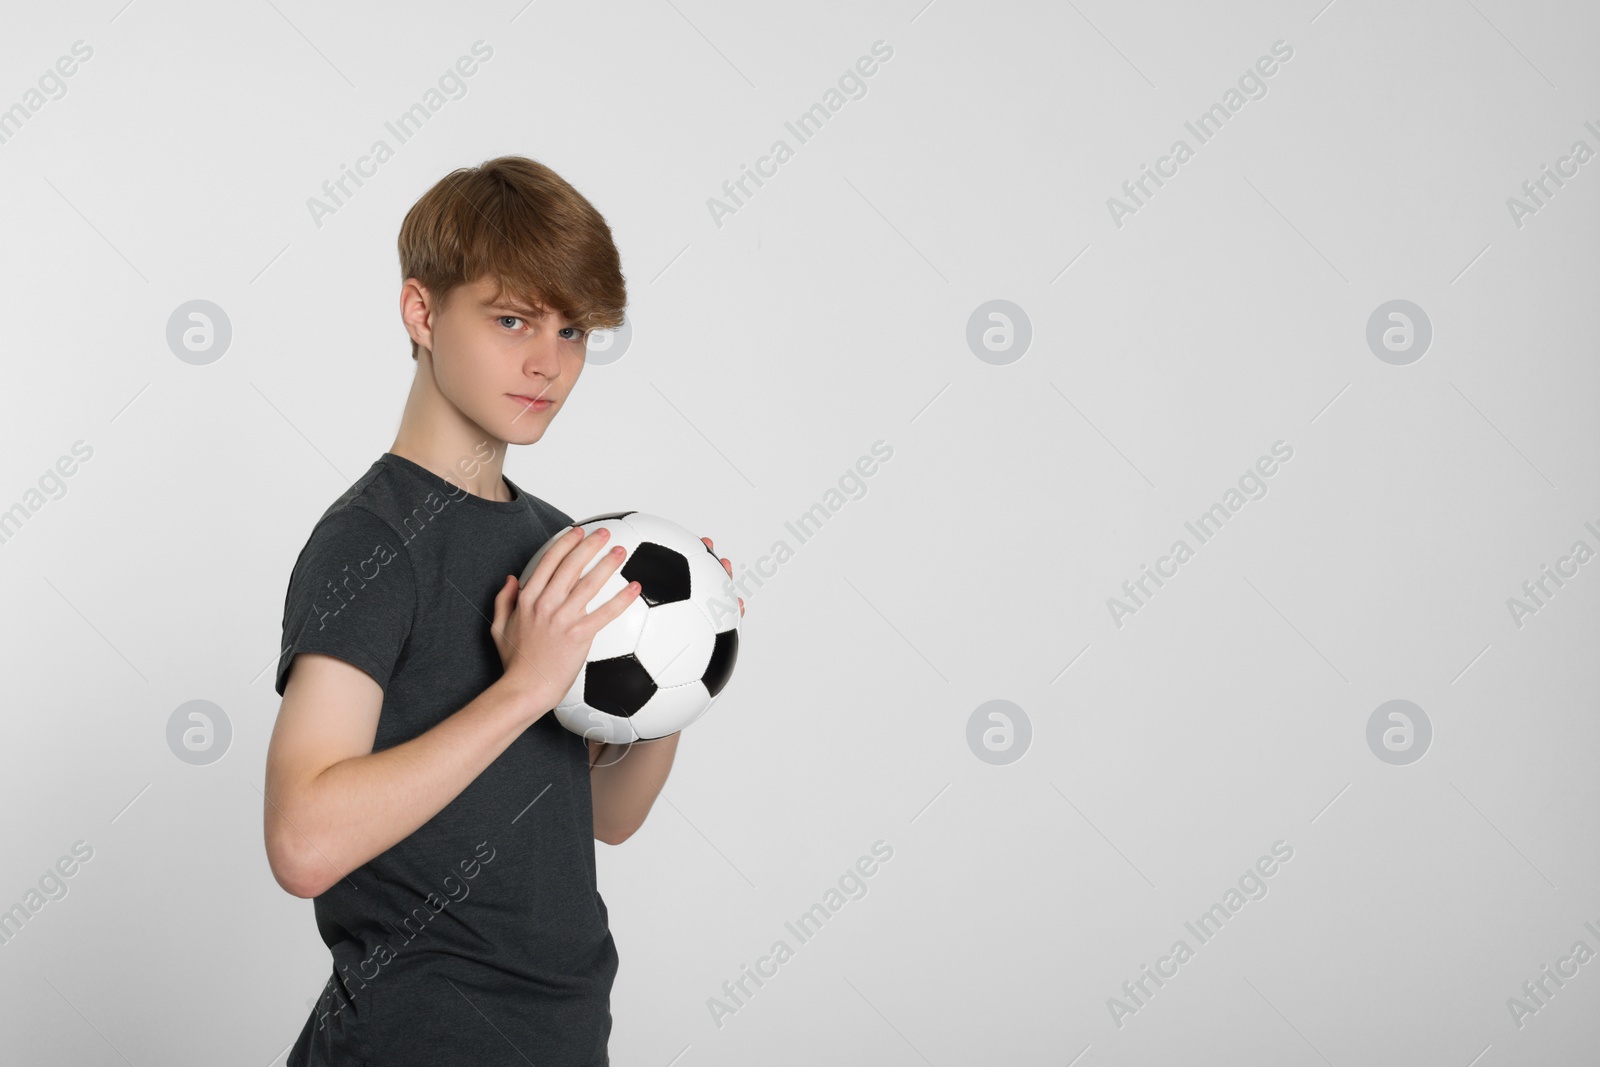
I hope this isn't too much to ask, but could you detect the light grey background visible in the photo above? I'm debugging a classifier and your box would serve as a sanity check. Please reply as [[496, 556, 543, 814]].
[[1, 0, 1596, 1063]]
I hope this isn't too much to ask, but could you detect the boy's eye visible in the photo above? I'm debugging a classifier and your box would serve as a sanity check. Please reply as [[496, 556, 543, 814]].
[[499, 317, 582, 342]]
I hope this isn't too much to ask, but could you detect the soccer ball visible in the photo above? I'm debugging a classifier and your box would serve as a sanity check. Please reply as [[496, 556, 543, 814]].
[[517, 511, 741, 743]]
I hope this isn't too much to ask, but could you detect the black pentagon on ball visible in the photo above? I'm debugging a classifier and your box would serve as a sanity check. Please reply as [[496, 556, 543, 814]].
[[702, 628, 738, 697], [620, 542, 691, 606], [577, 511, 636, 524], [583, 654, 657, 717]]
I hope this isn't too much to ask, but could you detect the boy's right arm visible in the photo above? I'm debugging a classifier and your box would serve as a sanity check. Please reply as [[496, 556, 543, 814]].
[[263, 523, 638, 899], [264, 655, 549, 899]]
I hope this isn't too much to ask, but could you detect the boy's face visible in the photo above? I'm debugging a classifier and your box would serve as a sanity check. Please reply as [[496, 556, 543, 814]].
[[409, 274, 587, 445]]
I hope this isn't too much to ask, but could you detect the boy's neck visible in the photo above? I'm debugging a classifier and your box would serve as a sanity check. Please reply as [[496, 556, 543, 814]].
[[387, 440, 514, 503], [387, 349, 519, 503]]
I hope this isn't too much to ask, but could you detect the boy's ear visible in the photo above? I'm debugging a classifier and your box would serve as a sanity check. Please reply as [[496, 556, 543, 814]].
[[400, 279, 435, 354]]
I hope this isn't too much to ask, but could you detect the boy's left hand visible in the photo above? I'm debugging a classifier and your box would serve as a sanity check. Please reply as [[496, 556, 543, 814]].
[[702, 536, 743, 617]]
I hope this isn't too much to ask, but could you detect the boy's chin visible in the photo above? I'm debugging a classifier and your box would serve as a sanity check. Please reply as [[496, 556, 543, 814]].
[[500, 419, 548, 445]]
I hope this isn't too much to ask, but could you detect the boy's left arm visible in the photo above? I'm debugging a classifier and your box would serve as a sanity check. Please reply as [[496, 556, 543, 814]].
[[589, 536, 742, 845], [589, 733, 679, 844]]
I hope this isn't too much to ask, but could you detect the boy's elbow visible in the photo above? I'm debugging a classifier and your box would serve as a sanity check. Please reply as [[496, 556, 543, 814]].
[[267, 844, 315, 898], [279, 870, 322, 900], [265, 823, 328, 899], [267, 847, 311, 898], [284, 860, 338, 899]]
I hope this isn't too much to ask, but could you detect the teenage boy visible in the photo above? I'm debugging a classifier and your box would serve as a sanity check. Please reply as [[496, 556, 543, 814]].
[[264, 156, 742, 1067]]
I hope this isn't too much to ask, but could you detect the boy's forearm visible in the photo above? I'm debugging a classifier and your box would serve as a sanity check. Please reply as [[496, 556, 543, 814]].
[[278, 676, 548, 897], [590, 732, 680, 844]]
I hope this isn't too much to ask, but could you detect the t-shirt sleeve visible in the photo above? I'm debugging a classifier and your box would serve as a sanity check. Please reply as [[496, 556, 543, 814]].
[[275, 504, 416, 698]]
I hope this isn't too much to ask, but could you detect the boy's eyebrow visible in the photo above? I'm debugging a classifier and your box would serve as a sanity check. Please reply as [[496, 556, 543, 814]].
[[484, 298, 572, 323]]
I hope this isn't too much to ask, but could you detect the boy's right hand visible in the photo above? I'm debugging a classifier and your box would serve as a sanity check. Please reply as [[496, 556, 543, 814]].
[[490, 525, 641, 719]]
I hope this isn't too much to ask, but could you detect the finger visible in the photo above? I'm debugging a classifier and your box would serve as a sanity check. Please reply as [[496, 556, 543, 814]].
[[489, 577, 509, 638], [568, 543, 628, 607], [545, 527, 613, 602], [495, 574, 520, 620], [581, 580, 642, 635], [520, 526, 584, 603], [721, 556, 732, 578]]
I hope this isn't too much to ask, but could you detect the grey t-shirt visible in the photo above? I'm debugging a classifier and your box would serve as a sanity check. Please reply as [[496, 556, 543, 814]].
[[275, 451, 617, 1067]]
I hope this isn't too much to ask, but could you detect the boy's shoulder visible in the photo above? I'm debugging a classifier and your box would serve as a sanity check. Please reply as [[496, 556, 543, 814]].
[[279, 461, 406, 582], [275, 460, 420, 699], [312, 455, 424, 531]]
